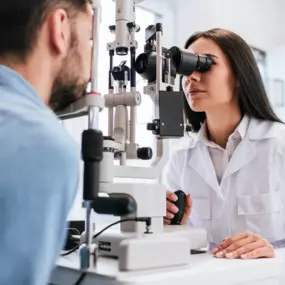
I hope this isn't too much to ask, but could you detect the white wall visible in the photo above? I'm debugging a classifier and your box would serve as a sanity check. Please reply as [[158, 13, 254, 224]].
[[173, 0, 285, 52], [138, 0, 175, 47], [267, 46, 285, 121]]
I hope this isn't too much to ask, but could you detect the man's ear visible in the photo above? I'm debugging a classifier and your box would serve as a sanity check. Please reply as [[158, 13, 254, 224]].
[[48, 9, 71, 57]]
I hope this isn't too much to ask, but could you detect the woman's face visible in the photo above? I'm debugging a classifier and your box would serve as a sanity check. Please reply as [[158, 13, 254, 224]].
[[182, 37, 238, 112]]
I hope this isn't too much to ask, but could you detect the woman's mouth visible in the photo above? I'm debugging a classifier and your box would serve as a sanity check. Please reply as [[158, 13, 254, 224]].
[[189, 90, 206, 96]]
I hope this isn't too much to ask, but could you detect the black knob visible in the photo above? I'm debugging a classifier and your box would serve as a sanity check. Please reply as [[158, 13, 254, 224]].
[[147, 123, 156, 131], [185, 125, 192, 132], [109, 25, 116, 32], [147, 120, 160, 135], [137, 147, 153, 160]]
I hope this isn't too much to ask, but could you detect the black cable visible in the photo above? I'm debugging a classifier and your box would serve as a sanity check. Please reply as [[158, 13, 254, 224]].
[[61, 243, 80, 256], [74, 272, 87, 285], [68, 217, 151, 285], [92, 217, 149, 239], [61, 217, 151, 257]]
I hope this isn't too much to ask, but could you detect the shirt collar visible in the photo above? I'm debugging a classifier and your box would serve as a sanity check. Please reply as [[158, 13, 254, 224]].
[[0, 64, 46, 108], [235, 114, 249, 139]]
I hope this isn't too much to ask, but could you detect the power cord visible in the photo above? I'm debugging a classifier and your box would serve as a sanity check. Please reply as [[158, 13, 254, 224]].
[[74, 272, 87, 285], [61, 217, 151, 257], [61, 217, 151, 285]]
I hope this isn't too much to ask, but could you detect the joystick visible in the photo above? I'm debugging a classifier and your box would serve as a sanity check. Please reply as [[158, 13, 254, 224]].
[[170, 190, 186, 225]]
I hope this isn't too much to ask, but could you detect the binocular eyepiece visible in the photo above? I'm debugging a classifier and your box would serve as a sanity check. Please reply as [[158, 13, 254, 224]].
[[166, 46, 212, 75], [135, 46, 213, 83]]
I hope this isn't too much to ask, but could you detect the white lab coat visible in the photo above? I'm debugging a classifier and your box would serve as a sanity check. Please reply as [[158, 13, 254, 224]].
[[163, 117, 285, 247]]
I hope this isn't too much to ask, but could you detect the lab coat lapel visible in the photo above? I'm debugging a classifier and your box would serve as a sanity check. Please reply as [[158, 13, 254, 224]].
[[188, 143, 220, 194], [186, 118, 277, 194], [222, 137, 256, 180], [222, 118, 277, 180]]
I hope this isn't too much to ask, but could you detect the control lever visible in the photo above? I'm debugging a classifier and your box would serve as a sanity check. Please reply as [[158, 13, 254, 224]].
[[170, 190, 186, 225]]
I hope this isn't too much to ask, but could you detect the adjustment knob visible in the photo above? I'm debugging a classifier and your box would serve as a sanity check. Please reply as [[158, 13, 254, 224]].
[[137, 147, 153, 160], [185, 125, 192, 132], [109, 25, 116, 32], [147, 120, 160, 135], [147, 123, 156, 131]]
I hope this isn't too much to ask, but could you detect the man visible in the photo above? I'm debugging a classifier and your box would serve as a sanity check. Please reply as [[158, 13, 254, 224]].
[[0, 1, 93, 284]]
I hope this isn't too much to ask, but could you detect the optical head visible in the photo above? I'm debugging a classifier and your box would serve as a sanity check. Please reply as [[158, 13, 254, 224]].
[[135, 52, 158, 82], [165, 46, 213, 76]]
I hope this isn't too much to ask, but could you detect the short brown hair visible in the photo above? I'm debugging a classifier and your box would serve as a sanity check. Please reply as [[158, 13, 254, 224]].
[[0, 0, 90, 59]]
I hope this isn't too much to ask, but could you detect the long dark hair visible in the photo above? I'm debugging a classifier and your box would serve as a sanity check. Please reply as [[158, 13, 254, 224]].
[[181, 28, 282, 132]]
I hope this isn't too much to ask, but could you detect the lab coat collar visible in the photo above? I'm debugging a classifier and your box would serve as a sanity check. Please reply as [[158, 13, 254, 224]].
[[247, 117, 281, 140], [186, 116, 280, 195], [187, 115, 279, 149], [220, 117, 278, 184]]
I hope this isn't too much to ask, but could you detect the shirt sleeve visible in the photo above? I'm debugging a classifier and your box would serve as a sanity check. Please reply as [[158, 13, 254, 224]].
[[0, 121, 80, 285]]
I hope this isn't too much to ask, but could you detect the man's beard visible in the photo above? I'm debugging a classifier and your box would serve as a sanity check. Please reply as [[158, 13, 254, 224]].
[[49, 46, 88, 112]]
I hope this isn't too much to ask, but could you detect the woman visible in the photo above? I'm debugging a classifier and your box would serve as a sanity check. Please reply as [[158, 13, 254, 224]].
[[163, 28, 285, 260]]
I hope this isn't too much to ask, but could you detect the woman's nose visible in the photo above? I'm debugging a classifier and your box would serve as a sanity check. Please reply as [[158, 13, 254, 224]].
[[187, 71, 202, 82]]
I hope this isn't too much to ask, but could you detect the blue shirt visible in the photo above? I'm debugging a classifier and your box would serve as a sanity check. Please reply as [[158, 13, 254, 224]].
[[0, 65, 80, 285]]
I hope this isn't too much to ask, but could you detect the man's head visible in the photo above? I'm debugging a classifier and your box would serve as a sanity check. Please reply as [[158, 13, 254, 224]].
[[0, 0, 93, 111]]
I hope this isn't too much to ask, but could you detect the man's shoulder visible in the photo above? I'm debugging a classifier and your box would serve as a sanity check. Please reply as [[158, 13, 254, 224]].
[[27, 117, 80, 163], [0, 105, 80, 164], [0, 105, 80, 206]]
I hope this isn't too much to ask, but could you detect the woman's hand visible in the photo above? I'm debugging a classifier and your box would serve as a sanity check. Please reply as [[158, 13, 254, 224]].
[[164, 191, 192, 225], [211, 232, 275, 259]]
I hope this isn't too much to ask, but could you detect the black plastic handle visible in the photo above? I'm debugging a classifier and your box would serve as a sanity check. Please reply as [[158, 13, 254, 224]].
[[170, 190, 186, 225]]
